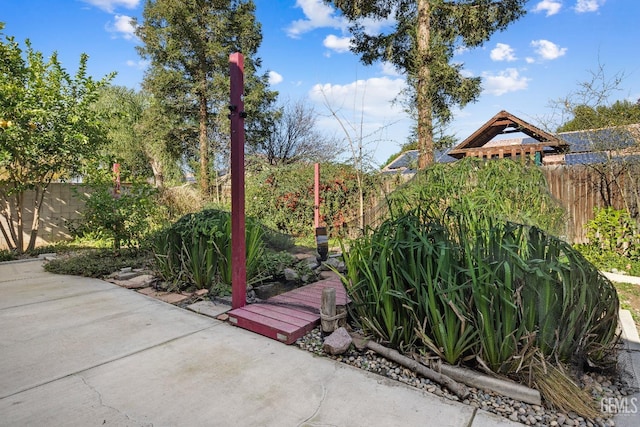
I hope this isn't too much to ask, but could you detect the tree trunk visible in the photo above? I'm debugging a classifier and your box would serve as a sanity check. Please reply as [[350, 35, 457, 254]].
[[198, 88, 209, 196], [0, 192, 17, 251], [417, 0, 434, 169], [150, 158, 165, 189], [15, 192, 24, 253], [26, 184, 47, 252]]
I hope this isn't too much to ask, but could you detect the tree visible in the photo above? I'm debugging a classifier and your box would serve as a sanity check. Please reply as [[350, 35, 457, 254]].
[[93, 85, 152, 181], [327, 0, 527, 168], [557, 100, 640, 133], [94, 85, 185, 188], [249, 98, 343, 166], [135, 0, 277, 196], [0, 25, 113, 252], [553, 64, 640, 217]]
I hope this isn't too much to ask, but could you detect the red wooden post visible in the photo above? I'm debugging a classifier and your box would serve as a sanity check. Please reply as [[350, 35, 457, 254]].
[[314, 163, 320, 228], [230, 52, 246, 309]]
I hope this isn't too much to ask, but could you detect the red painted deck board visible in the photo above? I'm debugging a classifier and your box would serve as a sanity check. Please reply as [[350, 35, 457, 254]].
[[227, 278, 350, 344], [241, 304, 311, 327]]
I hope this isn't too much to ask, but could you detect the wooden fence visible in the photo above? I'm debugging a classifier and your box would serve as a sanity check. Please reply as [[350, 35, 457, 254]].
[[542, 164, 638, 243], [362, 164, 640, 244]]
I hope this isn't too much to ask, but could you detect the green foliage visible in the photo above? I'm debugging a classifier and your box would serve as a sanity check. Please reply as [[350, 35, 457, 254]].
[[153, 209, 265, 294], [246, 162, 380, 237], [92, 86, 151, 181], [72, 181, 163, 252], [388, 157, 567, 236], [44, 248, 152, 278], [341, 208, 620, 374], [0, 28, 114, 252], [0, 249, 17, 262], [257, 250, 315, 284], [575, 207, 640, 275], [557, 100, 640, 132], [585, 207, 640, 259], [329, 0, 526, 166], [136, 0, 277, 194]]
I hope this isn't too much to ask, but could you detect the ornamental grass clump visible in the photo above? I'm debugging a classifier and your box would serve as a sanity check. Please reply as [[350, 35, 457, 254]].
[[341, 207, 620, 377], [153, 209, 264, 293]]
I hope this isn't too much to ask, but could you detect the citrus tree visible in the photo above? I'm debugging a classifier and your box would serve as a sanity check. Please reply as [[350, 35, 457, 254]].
[[0, 24, 113, 252]]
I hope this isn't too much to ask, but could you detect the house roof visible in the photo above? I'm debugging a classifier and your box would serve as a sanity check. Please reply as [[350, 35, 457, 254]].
[[381, 148, 456, 174], [447, 110, 568, 159], [558, 124, 640, 153]]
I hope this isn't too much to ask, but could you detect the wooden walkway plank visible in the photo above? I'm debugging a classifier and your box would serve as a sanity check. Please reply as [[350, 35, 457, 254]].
[[227, 278, 350, 345]]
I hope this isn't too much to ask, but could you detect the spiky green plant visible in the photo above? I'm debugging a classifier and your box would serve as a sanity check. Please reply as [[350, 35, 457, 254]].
[[339, 207, 620, 374], [153, 209, 264, 292]]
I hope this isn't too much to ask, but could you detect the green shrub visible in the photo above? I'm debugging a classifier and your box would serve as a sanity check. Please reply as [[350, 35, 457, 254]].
[[72, 182, 164, 251], [0, 249, 17, 262], [246, 162, 379, 238], [575, 207, 640, 275], [387, 157, 566, 236], [44, 248, 152, 278], [258, 250, 316, 284], [584, 207, 640, 259], [153, 209, 264, 294], [341, 208, 619, 375]]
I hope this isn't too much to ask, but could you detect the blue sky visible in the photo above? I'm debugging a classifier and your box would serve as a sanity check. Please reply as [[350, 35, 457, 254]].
[[2, 0, 639, 166]]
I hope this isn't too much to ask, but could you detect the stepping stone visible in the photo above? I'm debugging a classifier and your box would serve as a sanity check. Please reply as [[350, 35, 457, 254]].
[[187, 301, 229, 318], [111, 274, 156, 289], [155, 293, 189, 305], [138, 287, 166, 296]]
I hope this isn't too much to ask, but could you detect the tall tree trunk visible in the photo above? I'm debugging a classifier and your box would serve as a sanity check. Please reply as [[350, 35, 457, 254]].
[[15, 192, 24, 253], [26, 184, 47, 252], [0, 191, 18, 251], [150, 158, 165, 189], [417, 0, 434, 169], [198, 89, 209, 196]]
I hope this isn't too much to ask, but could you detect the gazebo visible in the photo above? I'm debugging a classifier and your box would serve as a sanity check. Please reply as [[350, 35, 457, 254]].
[[447, 110, 568, 163]]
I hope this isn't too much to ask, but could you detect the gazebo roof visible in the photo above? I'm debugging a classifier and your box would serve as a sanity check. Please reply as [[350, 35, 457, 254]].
[[447, 110, 568, 159]]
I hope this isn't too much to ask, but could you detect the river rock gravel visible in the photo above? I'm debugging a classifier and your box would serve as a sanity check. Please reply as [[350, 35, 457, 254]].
[[296, 327, 635, 427]]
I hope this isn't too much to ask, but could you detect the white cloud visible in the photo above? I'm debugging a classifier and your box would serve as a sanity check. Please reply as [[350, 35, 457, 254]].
[[525, 57, 535, 64], [454, 46, 470, 56], [287, 0, 346, 38], [380, 62, 401, 76], [481, 68, 530, 96], [308, 76, 411, 164], [126, 59, 149, 70], [81, 0, 140, 13], [268, 71, 283, 85], [575, 0, 606, 13], [359, 15, 396, 36], [309, 77, 407, 119], [533, 1, 562, 16], [107, 14, 137, 40], [531, 39, 567, 60], [323, 34, 351, 53], [490, 43, 517, 62]]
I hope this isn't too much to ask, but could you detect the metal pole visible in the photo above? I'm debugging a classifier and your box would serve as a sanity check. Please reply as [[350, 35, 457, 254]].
[[229, 52, 246, 309]]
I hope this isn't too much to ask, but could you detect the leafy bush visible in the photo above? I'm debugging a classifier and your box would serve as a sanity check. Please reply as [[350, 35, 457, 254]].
[[72, 182, 163, 251], [44, 248, 152, 277], [387, 157, 567, 236], [246, 162, 379, 237], [585, 207, 640, 259], [153, 209, 264, 294], [258, 250, 316, 284], [575, 207, 640, 275], [0, 249, 17, 262], [341, 208, 619, 375]]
